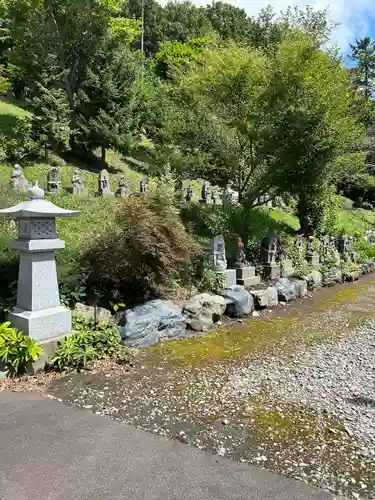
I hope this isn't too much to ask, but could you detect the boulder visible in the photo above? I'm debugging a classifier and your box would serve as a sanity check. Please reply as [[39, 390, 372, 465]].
[[361, 260, 375, 274], [74, 303, 112, 322], [322, 269, 342, 287], [291, 279, 308, 298], [343, 271, 360, 282], [275, 278, 297, 302], [119, 300, 186, 348], [250, 287, 278, 308], [306, 270, 322, 290], [183, 293, 227, 332], [219, 286, 254, 317]]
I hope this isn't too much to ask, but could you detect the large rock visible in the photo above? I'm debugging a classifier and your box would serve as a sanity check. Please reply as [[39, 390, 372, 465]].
[[219, 286, 254, 317], [275, 278, 297, 302], [119, 300, 186, 348], [361, 260, 375, 274], [343, 271, 360, 282], [183, 293, 226, 332], [291, 279, 308, 298], [322, 268, 342, 287], [250, 287, 278, 308], [306, 270, 322, 290], [75, 303, 112, 322]]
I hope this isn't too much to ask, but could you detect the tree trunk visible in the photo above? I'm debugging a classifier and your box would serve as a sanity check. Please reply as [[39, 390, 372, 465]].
[[101, 146, 106, 163], [44, 145, 49, 163]]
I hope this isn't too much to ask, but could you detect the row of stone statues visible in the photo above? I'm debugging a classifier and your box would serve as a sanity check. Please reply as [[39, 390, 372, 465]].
[[10, 166, 150, 199], [208, 232, 360, 286], [179, 181, 239, 205], [261, 234, 357, 267]]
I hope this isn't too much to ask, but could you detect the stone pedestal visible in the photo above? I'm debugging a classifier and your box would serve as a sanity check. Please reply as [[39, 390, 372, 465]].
[[262, 263, 280, 280], [216, 269, 237, 288], [236, 266, 260, 287], [0, 183, 80, 344], [281, 258, 294, 278], [307, 254, 319, 266]]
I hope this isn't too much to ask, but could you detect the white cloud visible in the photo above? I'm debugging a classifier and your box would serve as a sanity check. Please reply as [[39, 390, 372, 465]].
[[158, 0, 374, 51]]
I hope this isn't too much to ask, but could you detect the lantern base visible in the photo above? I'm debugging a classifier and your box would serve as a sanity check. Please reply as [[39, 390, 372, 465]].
[[9, 305, 72, 342]]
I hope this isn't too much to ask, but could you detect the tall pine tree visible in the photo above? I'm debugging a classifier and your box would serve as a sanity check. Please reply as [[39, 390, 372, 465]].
[[349, 37, 375, 103], [27, 72, 70, 161], [75, 45, 144, 161]]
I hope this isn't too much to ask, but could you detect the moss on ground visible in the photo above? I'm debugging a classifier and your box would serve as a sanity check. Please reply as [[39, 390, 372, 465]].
[[240, 399, 375, 491], [147, 281, 375, 366]]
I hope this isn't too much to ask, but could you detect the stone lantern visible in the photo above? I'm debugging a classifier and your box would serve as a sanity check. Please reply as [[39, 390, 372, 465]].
[[0, 183, 80, 343]]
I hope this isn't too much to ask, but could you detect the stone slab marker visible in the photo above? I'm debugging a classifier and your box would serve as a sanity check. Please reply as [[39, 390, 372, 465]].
[[0, 183, 80, 343]]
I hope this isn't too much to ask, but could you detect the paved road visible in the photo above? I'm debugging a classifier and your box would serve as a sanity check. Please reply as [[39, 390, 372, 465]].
[[0, 392, 341, 500]]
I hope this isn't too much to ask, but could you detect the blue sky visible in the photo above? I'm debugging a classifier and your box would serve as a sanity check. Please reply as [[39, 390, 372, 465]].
[[160, 1, 375, 56]]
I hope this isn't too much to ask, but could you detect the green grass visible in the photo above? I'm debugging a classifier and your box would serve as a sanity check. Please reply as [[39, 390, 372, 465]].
[[0, 99, 29, 118]]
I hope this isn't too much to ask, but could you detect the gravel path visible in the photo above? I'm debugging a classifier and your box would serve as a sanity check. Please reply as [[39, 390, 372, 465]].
[[49, 279, 375, 500]]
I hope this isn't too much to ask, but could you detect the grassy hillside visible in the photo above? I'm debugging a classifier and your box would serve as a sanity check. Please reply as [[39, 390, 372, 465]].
[[0, 98, 375, 255]]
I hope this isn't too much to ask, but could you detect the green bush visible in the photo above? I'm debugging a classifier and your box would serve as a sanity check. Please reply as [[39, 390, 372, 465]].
[[319, 253, 338, 277], [0, 117, 36, 162], [0, 322, 44, 376], [82, 198, 201, 305], [353, 237, 375, 261], [196, 265, 225, 293], [341, 261, 360, 275], [50, 315, 135, 370], [284, 239, 313, 278]]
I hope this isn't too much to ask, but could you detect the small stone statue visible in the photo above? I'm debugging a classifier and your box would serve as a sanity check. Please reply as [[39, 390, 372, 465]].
[[222, 182, 239, 205], [72, 170, 85, 195], [261, 234, 280, 265], [98, 169, 113, 196], [306, 236, 315, 257], [10, 164, 22, 188], [320, 235, 330, 255], [349, 236, 357, 262], [10, 164, 29, 192], [296, 234, 303, 253], [115, 177, 131, 198], [338, 235, 349, 256], [201, 181, 210, 203], [329, 236, 336, 253], [234, 236, 250, 268], [339, 235, 356, 262], [208, 235, 227, 271], [306, 236, 319, 265], [186, 185, 194, 202], [140, 177, 149, 194], [47, 167, 61, 192]]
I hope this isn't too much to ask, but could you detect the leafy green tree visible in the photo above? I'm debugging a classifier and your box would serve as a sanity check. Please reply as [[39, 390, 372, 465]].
[[205, 2, 251, 42], [155, 35, 216, 79], [123, 0, 212, 56], [155, 34, 362, 232]]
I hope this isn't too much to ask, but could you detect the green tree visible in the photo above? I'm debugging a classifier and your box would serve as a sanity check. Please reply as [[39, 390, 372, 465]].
[[155, 35, 216, 79], [75, 46, 144, 161], [155, 34, 362, 232], [27, 75, 70, 161], [205, 2, 251, 42], [8, 0, 140, 150], [123, 0, 212, 56], [349, 37, 375, 101]]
